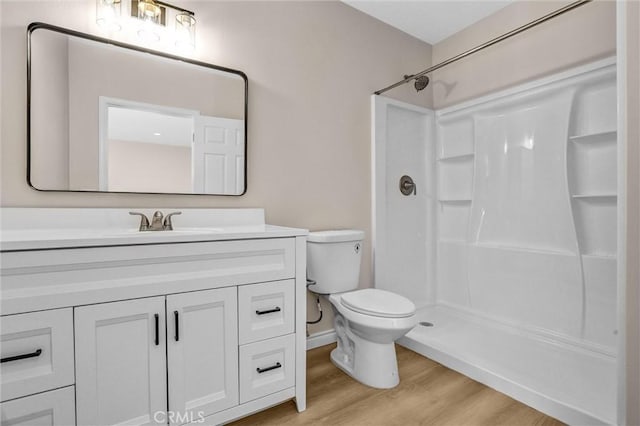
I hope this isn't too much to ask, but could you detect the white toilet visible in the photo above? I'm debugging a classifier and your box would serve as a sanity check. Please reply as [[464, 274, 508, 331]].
[[307, 230, 417, 389]]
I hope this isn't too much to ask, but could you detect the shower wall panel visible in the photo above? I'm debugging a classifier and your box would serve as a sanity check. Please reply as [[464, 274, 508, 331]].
[[435, 59, 617, 349], [372, 97, 435, 308]]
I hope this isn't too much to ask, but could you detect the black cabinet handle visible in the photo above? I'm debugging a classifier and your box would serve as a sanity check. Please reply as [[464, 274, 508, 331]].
[[1, 348, 42, 363], [256, 362, 281, 374], [174, 311, 179, 342], [154, 313, 159, 346], [256, 307, 281, 315]]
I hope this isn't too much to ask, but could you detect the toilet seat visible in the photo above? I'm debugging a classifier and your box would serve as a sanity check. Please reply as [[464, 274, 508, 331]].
[[340, 289, 415, 318]]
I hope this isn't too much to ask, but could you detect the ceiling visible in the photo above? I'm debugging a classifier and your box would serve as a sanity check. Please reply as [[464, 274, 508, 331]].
[[108, 107, 193, 147], [343, 1, 514, 45]]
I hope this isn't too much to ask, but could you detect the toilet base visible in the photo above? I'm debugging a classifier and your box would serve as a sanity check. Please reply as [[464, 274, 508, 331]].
[[330, 338, 400, 389]]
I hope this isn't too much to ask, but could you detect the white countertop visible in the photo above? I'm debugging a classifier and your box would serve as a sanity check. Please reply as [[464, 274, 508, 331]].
[[0, 208, 307, 251], [0, 225, 307, 251]]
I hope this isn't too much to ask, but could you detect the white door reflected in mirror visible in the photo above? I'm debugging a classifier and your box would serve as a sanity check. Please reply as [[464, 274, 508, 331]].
[[193, 115, 245, 195], [100, 98, 245, 194]]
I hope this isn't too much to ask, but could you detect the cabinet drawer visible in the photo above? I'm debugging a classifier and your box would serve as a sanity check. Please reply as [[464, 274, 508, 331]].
[[0, 309, 74, 402], [239, 334, 295, 403], [2, 237, 296, 316], [238, 280, 295, 344], [0, 385, 75, 426]]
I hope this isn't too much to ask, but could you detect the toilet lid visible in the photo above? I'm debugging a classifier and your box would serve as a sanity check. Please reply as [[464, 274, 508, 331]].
[[340, 289, 415, 318]]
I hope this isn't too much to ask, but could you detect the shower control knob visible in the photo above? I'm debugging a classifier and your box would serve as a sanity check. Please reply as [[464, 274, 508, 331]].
[[399, 175, 417, 196]]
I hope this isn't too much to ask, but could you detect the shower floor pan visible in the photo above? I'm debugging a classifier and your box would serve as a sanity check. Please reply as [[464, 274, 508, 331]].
[[398, 305, 615, 425]]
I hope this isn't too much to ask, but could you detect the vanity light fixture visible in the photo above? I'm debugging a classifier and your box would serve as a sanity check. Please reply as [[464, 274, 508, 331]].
[[95, 0, 196, 49]]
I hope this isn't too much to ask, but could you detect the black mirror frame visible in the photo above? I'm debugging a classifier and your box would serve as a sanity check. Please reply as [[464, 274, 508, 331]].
[[27, 22, 248, 196]]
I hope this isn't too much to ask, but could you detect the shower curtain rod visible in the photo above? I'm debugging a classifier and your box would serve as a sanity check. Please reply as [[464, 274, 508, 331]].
[[374, 0, 592, 96]]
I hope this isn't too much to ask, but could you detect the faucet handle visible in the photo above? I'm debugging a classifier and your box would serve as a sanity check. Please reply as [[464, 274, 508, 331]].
[[163, 211, 182, 231], [129, 212, 150, 231]]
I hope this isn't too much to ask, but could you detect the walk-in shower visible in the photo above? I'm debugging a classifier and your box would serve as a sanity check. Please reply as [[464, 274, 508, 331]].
[[370, 1, 619, 424], [373, 57, 618, 426]]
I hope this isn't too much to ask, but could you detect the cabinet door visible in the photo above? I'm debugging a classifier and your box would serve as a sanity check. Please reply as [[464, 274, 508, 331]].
[[167, 287, 238, 424], [75, 297, 167, 426]]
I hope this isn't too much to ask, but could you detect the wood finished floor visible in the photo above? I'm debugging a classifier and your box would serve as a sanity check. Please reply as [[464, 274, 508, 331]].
[[230, 343, 565, 426]]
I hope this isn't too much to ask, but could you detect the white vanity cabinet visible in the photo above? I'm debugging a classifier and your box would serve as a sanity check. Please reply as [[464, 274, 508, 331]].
[[75, 288, 239, 426], [0, 208, 307, 426]]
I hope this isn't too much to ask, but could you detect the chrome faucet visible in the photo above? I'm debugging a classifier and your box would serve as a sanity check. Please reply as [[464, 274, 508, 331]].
[[129, 211, 182, 231]]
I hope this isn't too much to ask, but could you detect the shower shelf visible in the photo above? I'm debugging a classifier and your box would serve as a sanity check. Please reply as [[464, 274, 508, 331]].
[[572, 193, 617, 199], [438, 153, 474, 162], [438, 198, 472, 203], [582, 253, 616, 260], [470, 242, 575, 256], [438, 239, 468, 245], [569, 130, 617, 144]]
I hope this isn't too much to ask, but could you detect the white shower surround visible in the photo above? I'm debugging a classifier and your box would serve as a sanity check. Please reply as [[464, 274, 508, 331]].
[[373, 57, 617, 424]]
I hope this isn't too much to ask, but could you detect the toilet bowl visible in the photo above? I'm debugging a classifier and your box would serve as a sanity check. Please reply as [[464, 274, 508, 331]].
[[328, 289, 416, 388], [307, 230, 417, 389]]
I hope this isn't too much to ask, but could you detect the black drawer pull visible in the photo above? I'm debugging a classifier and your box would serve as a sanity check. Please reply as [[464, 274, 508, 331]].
[[256, 362, 281, 374], [154, 313, 159, 346], [1, 348, 42, 363], [256, 307, 281, 315], [174, 311, 179, 342]]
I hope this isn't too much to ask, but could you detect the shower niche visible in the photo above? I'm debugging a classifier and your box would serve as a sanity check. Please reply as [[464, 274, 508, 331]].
[[437, 118, 474, 204], [568, 79, 618, 346], [568, 83, 618, 259]]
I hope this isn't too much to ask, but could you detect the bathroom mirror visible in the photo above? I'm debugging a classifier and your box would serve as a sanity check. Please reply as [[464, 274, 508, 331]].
[[28, 23, 248, 195]]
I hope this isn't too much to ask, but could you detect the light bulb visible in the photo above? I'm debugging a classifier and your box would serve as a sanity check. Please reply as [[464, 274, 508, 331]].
[[175, 12, 196, 50], [96, 0, 122, 32]]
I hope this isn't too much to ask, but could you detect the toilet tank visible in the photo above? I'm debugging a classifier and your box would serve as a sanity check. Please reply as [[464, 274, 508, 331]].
[[306, 230, 365, 294]]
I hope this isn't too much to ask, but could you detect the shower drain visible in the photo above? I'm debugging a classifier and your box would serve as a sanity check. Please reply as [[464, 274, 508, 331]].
[[419, 321, 434, 327]]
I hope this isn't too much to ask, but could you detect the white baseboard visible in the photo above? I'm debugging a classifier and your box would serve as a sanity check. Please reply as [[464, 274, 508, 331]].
[[307, 329, 337, 350]]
